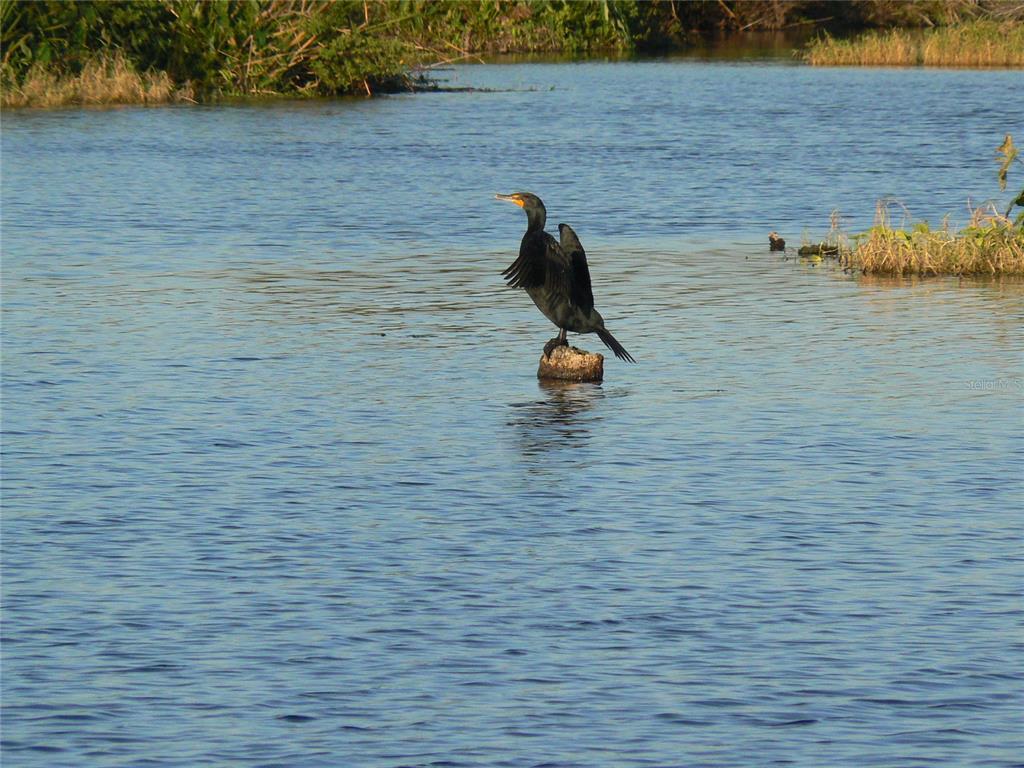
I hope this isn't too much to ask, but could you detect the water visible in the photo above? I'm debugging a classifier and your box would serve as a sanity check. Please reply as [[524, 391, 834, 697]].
[[2, 61, 1023, 767]]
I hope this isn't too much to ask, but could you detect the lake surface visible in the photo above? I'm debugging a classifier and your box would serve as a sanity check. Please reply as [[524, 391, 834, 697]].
[[2, 60, 1023, 767]]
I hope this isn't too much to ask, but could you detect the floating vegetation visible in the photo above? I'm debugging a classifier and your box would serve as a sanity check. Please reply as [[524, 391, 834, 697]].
[[798, 242, 841, 257], [804, 20, 1024, 67], [795, 209, 849, 262]]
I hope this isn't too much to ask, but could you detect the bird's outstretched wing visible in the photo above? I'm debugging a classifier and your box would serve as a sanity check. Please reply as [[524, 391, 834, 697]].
[[558, 223, 595, 313], [502, 231, 571, 294]]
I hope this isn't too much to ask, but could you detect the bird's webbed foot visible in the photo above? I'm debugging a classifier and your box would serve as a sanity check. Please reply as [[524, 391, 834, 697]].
[[543, 335, 569, 359]]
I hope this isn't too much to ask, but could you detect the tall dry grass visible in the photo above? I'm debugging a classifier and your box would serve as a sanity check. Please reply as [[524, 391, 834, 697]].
[[1, 54, 192, 108], [805, 20, 1024, 67], [842, 201, 1024, 276]]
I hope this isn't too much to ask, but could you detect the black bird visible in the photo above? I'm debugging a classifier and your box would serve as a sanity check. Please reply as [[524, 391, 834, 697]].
[[495, 192, 634, 363]]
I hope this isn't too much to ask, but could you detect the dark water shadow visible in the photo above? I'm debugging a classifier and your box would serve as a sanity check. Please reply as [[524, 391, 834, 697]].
[[507, 379, 606, 458], [477, 31, 816, 65]]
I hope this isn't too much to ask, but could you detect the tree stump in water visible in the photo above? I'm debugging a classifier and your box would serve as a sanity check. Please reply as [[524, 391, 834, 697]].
[[537, 344, 604, 383]]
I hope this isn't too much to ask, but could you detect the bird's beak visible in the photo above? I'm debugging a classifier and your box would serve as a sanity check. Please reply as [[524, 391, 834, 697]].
[[495, 193, 524, 208]]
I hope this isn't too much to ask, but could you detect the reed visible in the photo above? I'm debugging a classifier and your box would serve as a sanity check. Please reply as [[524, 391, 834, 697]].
[[1, 53, 191, 108], [805, 20, 1024, 67], [841, 202, 1024, 276]]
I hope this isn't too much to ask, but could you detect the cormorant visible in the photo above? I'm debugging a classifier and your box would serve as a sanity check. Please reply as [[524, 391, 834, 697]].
[[495, 192, 634, 363]]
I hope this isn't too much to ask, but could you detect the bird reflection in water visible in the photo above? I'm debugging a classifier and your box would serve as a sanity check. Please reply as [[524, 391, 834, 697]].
[[508, 379, 605, 459]]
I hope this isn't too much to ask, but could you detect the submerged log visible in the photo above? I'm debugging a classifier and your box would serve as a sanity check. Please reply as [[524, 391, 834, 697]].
[[798, 242, 841, 257], [537, 344, 604, 383]]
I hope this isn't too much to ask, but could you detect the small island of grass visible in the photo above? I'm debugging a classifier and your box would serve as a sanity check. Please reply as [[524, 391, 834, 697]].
[[798, 136, 1024, 277], [842, 206, 1024, 276]]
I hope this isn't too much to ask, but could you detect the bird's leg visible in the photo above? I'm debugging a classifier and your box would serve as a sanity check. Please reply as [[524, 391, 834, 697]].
[[543, 328, 569, 358]]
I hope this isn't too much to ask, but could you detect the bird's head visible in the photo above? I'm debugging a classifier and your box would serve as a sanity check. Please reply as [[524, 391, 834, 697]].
[[495, 192, 545, 213]]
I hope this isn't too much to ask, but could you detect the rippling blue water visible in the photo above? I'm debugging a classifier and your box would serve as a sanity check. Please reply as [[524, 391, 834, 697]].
[[2, 60, 1023, 767]]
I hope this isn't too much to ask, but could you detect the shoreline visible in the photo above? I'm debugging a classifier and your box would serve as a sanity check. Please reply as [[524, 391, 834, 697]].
[[3, 2, 1021, 109], [7, 45, 1023, 111]]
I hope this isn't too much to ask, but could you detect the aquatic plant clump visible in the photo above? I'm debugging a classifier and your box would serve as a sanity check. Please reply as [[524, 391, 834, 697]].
[[800, 136, 1024, 277], [805, 20, 1024, 67], [843, 204, 1024, 276]]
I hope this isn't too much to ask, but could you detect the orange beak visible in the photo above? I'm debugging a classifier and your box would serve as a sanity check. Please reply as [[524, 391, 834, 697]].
[[495, 193, 524, 208]]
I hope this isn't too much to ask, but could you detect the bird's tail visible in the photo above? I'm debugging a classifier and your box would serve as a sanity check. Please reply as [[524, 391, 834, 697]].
[[596, 328, 635, 363]]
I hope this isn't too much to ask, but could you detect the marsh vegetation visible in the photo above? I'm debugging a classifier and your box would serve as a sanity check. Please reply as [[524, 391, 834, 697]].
[[804, 19, 1024, 66], [3, 0, 1022, 108], [841, 203, 1024, 276]]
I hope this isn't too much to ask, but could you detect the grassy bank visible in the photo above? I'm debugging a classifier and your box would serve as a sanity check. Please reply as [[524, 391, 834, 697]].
[[2, 53, 193, 108], [805, 19, 1024, 66], [3, 1, 1022, 107], [1, 0, 648, 107], [1, 1, 425, 106]]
